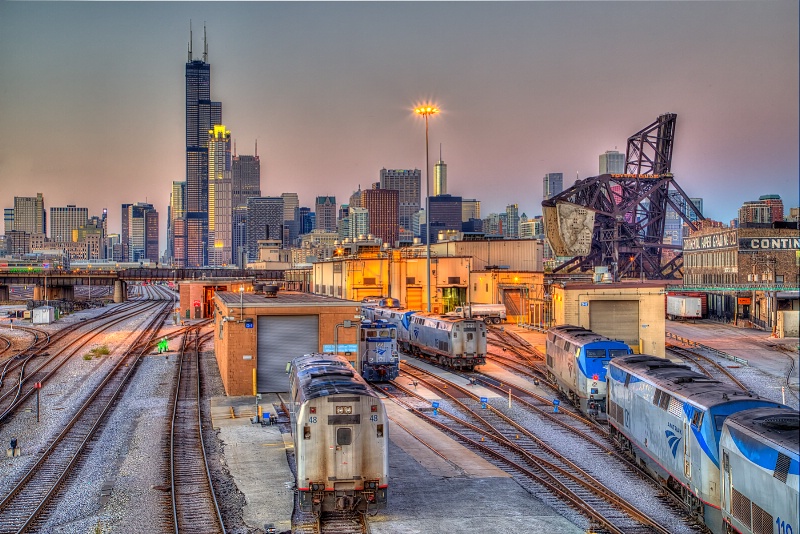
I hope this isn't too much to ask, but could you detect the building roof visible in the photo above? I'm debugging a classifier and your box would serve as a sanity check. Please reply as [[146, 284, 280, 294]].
[[216, 290, 359, 309]]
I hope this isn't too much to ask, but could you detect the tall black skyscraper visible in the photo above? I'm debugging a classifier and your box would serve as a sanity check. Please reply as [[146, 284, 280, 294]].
[[185, 24, 221, 267]]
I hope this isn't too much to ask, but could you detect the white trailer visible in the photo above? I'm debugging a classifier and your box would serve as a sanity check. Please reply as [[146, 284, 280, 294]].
[[666, 295, 702, 320], [445, 304, 507, 324]]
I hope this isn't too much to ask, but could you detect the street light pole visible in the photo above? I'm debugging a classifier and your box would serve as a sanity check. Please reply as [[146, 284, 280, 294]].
[[414, 104, 440, 313]]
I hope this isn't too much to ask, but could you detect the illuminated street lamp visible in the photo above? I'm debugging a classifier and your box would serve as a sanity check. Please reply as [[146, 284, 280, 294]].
[[414, 104, 440, 312]]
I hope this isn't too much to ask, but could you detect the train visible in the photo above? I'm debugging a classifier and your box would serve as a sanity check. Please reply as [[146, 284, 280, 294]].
[[545, 325, 632, 418], [361, 304, 487, 371], [287, 353, 389, 514], [357, 319, 399, 381], [607, 354, 796, 534]]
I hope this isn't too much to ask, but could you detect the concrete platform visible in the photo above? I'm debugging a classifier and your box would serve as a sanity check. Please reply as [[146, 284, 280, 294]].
[[210, 395, 293, 533]]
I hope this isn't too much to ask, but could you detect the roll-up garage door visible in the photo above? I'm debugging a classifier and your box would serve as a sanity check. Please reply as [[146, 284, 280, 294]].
[[503, 289, 522, 319], [406, 287, 423, 311], [257, 315, 319, 392], [589, 300, 639, 349]]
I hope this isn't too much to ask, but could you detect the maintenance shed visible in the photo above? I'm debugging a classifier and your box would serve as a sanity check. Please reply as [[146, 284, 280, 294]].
[[551, 280, 668, 357], [213, 290, 361, 395]]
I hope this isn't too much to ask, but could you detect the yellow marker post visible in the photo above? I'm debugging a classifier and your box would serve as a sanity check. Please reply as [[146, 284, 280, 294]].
[[252, 368, 257, 396]]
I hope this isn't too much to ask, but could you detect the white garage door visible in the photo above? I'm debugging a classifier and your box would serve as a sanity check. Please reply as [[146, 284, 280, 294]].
[[257, 315, 319, 392], [589, 300, 639, 350]]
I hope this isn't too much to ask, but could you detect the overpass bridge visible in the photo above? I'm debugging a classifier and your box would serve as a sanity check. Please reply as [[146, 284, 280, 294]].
[[0, 268, 284, 302]]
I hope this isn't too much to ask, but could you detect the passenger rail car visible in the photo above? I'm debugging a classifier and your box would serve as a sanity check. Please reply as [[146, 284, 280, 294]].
[[288, 354, 388, 513], [357, 320, 399, 381], [607, 355, 787, 534], [720, 408, 798, 534], [545, 325, 632, 418], [406, 313, 487, 370]]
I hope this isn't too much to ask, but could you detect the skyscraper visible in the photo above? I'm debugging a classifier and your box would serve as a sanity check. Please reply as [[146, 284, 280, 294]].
[[185, 24, 221, 267], [433, 148, 447, 196], [315, 196, 337, 232], [50, 205, 88, 242], [126, 202, 157, 262], [348, 207, 370, 240], [505, 204, 519, 238], [4, 208, 14, 233], [247, 197, 284, 261], [12, 194, 46, 236], [281, 192, 300, 245], [361, 185, 399, 246], [169, 181, 187, 265], [232, 150, 261, 208], [427, 195, 462, 244], [759, 194, 784, 222], [379, 168, 421, 234], [543, 173, 563, 201], [208, 125, 232, 265], [462, 199, 480, 223], [599, 150, 625, 174]]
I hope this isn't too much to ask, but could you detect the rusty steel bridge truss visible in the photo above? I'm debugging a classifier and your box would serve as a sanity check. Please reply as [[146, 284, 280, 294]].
[[543, 113, 704, 280]]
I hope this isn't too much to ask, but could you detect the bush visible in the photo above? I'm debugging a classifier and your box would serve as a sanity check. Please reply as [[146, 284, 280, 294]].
[[93, 345, 111, 356], [83, 354, 92, 360]]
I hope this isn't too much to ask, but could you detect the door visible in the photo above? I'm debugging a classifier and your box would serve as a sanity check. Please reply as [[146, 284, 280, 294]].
[[589, 300, 639, 349], [334, 426, 355, 489], [257, 315, 319, 392], [683, 420, 692, 479], [406, 287, 423, 311]]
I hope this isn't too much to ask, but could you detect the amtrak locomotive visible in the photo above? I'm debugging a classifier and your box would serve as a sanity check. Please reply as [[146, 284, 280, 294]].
[[357, 320, 399, 381], [607, 355, 792, 534], [546, 325, 632, 417], [361, 304, 487, 371], [720, 407, 798, 534], [288, 354, 389, 514]]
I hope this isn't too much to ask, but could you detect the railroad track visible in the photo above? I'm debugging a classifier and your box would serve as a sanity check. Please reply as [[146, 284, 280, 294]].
[[0, 300, 165, 424], [667, 343, 749, 391], [169, 328, 225, 534], [0, 302, 171, 533], [390, 364, 693, 534]]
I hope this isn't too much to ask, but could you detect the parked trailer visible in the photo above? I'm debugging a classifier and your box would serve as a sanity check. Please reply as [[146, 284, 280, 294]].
[[445, 303, 507, 324], [667, 295, 702, 320]]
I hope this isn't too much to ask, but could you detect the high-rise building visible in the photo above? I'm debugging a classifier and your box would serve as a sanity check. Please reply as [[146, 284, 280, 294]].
[[296, 207, 314, 235], [232, 150, 261, 209], [208, 125, 232, 265], [379, 168, 421, 234], [348, 186, 362, 210], [50, 205, 88, 242], [688, 198, 704, 222], [599, 150, 625, 174], [121, 203, 132, 261], [185, 25, 222, 267], [4, 208, 14, 233], [315, 196, 337, 232], [482, 213, 503, 236], [427, 195, 462, 244], [281, 193, 300, 245], [348, 207, 370, 240], [361, 185, 399, 246], [462, 199, 480, 223], [759, 194, 784, 222], [12, 194, 46, 235], [543, 173, 563, 201], [433, 149, 447, 196], [505, 204, 519, 238], [126, 202, 157, 262], [169, 181, 187, 264], [739, 201, 772, 224], [247, 197, 284, 261]]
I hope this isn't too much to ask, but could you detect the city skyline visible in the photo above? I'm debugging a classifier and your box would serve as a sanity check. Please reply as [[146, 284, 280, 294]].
[[0, 2, 797, 246]]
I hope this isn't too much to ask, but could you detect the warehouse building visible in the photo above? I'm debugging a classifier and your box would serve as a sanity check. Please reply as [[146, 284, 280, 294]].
[[213, 290, 361, 396]]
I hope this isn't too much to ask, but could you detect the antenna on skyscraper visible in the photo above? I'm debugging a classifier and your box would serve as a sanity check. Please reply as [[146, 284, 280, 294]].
[[439, 143, 442, 161], [188, 20, 193, 62], [233, 139, 237, 157], [255, 139, 258, 157], [203, 23, 208, 63]]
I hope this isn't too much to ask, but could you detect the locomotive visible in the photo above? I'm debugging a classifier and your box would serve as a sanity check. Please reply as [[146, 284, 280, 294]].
[[545, 325, 632, 418], [720, 407, 798, 534], [361, 304, 487, 371], [287, 353, 389, 513], [357, 320, 399, 381], [607, 354, 794, 534]]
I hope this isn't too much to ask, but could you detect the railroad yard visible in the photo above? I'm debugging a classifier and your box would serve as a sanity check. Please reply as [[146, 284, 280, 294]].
[[0, 286, 797, 534]]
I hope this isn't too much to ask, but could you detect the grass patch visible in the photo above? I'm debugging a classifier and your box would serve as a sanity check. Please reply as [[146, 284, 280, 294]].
[[83, 354, 92, 361], [84, 345, 110, 360]]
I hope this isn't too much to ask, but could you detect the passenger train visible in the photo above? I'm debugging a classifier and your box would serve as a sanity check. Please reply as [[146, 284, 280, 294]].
[[287, 353, 389, 514], [356, 320, 399, 381], [361, 304, 487, 371], [607, 354, 796, 534], [545, 325, 632, 418]]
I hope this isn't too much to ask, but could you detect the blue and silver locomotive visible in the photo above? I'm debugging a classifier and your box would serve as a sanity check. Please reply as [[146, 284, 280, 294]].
[[357, 320, 399, 381], [288, 353, 389, 513], [545, 325, 632, 417], [607, 355, 787, 533], [720, 407, 798, 534]]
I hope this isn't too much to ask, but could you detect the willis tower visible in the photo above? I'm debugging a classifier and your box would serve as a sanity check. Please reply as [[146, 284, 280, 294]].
[[185, 24, 221, 267]]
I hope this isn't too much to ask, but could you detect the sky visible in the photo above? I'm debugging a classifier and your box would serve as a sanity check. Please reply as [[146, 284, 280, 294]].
[[0, 1, 797, 247]]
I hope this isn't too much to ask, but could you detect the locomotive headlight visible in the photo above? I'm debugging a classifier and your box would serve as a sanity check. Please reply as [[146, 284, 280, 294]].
[[371, 405, 378, 412], [336, 406, 352, 415]]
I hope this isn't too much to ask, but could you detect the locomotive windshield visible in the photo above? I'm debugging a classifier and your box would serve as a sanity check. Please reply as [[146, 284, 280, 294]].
[[609, 349, 631, 357], [586, 349, 607, 358]]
